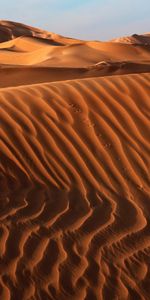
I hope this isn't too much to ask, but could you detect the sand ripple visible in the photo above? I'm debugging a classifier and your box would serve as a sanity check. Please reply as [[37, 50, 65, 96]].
[[0, 72, 150, 299]]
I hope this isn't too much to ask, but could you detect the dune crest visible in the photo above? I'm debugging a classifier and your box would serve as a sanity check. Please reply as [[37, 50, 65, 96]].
[[111, 33, 150, 45], [0, 21, 150, 300]]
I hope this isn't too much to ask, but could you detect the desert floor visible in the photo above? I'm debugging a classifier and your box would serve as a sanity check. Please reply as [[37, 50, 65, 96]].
[[0, 21, 150, 300]]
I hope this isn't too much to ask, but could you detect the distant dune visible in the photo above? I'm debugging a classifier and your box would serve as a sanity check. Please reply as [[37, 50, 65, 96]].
[[0, 21, 150, 300], [111, 33, 150, 45]]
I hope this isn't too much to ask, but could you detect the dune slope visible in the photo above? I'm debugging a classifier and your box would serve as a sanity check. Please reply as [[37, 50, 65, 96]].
[[0, 21, 150, 300], [0, 21, 150, 89]]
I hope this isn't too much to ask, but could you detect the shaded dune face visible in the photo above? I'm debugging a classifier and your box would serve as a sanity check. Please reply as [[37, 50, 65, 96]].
[[0, 21, 150, 300], [0, 20, 54, 42]]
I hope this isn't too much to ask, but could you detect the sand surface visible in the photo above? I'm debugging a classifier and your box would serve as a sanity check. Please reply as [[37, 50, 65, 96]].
[[0, 21, 150, 300]]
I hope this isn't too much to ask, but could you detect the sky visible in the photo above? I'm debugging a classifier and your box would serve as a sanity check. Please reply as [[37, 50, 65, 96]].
[[1, 0, 150, 40]]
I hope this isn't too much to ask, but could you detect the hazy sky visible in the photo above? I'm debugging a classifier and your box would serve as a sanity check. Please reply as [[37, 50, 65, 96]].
[[1, 0, 150, 40]]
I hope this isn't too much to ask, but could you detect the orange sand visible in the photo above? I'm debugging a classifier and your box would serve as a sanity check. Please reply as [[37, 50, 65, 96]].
[[0, 21, 150, 300]]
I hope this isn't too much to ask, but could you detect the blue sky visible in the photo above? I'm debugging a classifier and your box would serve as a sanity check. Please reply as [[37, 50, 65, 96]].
[[1, 0, 150, 40]]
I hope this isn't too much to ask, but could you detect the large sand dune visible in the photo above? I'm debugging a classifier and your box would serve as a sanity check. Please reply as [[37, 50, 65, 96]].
[[0, 21, 150, 300]]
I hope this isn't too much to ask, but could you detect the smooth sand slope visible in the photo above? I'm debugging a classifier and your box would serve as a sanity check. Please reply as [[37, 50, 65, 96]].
[[0, 21, 150, 300]]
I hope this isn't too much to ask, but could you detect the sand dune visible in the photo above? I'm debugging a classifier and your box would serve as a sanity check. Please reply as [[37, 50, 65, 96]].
[[0, 21, 150, 300], [111, 33, 150, 45]]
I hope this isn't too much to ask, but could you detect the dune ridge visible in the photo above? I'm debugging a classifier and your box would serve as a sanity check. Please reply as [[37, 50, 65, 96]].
[[111, 33, 150, 45], [0, 21, 150, 300]]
